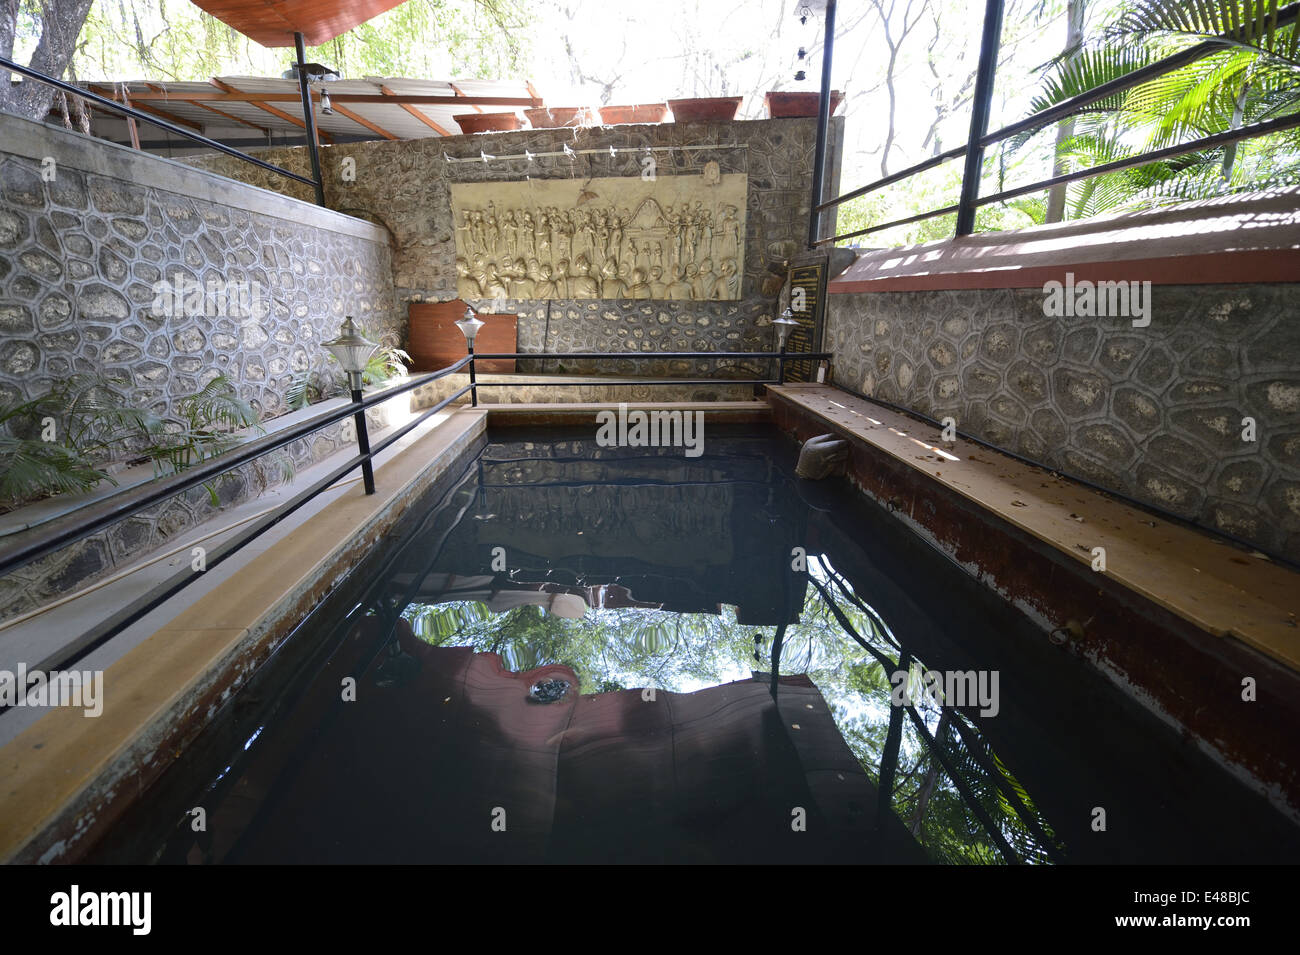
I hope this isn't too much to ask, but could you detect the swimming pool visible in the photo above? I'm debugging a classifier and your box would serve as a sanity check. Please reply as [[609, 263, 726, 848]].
[[90, 425, 1300, 864]]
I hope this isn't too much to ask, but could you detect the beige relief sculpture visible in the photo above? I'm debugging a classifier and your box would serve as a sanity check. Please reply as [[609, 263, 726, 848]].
[[450, 173, 748, 302]]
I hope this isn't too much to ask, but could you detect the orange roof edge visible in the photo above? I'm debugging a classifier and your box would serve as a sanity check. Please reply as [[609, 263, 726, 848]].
[[191, 0, 411, 48]]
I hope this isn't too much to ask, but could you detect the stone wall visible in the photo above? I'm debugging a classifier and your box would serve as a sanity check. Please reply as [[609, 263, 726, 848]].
[[0, 113, 399, 433], [0, 113, 400, 612], [191, 117, 839, 376], [824, 283, 1300, 562]]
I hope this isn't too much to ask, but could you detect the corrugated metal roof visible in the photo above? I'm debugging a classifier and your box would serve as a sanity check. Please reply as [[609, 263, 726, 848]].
[[82, 74, 543, 144]]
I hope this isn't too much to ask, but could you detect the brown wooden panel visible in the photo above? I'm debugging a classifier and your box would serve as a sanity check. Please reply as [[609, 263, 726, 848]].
[[190, 0, 410, 47], [408, 299, 516, 374]]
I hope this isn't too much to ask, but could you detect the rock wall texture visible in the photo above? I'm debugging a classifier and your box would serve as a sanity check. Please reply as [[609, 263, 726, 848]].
[[0, 115, 399, 430], [0, 114, 398, 609], [192, 117, 839, 376], [824, 284, 1300, 562]]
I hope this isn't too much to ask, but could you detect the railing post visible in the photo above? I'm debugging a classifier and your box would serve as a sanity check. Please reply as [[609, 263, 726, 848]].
[[349, 378, 376, 495], [807, 0, 838, 249], [955, 0, 1004, 237], [468, 343, 478, 407], [293, 31, 327, 207]]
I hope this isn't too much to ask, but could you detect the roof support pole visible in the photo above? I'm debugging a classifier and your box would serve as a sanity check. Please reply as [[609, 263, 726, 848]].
[[294, 31, 327, 206], [806, 0, 837, 249], [955, 0, 1004, 236]]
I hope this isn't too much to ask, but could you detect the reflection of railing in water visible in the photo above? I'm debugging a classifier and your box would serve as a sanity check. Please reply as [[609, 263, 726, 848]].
[[782, 553, 1064, 864]]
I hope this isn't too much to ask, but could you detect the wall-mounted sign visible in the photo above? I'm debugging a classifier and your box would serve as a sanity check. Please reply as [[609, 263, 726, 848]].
[[450, 173, 748, 301]]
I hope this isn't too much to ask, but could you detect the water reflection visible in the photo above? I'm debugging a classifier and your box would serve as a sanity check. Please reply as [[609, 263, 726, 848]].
[[139, 428, 1300, 865]]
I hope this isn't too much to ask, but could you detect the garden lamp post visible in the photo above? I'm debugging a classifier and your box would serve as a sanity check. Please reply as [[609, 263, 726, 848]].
[[456, 305, 485, 407], [323, 316, 378, 495], [772, 308, 801, 385]]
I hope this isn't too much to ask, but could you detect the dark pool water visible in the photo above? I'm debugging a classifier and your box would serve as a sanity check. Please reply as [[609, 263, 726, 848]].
[[99, 426, 1300, 864]]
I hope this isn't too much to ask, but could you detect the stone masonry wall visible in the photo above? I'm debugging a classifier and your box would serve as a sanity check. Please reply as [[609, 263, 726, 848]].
[[192, 117, 840, 377], [825, 284, 1300, 562], [0, 113, 399, 614], [1, 114, 399, 429]]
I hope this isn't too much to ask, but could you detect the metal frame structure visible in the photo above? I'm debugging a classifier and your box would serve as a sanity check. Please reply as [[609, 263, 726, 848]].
[[811, 0, 1300, 246]]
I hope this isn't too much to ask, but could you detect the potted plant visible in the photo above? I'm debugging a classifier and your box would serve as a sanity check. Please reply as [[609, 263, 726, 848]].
[[597, 103, 669, 125], [668, 97, 743, 122], [454, 112, 524, 134], [525, 106, 595, 128], [764, 89, 844, 118]]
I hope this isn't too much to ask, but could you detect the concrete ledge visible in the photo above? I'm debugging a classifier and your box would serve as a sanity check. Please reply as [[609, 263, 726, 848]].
[[0, 112, 389, 244], [485, 400, 772, 428], [0, 408, 486, 863], [831, 186, 1300, 292]]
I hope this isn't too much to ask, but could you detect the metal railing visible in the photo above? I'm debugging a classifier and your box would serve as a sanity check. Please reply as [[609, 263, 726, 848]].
[[812, 0, 1300, 245], [0, 348, 827, 702], [0, 44, 325, 203]]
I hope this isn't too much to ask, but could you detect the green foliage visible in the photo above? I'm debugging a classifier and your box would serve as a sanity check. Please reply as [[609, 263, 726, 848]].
[[288, 333, 409, 410], [0, 374, 162, 507], [398, 553, 1063, 864], [72, 0, 534, 83], [1011, 0, 1300, 220]]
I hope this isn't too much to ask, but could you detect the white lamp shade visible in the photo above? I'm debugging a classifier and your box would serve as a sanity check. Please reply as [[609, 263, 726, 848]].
[[456, 307, 486, 343], [322, 316, 377, 373]]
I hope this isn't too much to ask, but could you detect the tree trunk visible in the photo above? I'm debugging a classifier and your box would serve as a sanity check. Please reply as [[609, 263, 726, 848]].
[[1045, 0, 1086, 223], [0, 0, 96, 120]]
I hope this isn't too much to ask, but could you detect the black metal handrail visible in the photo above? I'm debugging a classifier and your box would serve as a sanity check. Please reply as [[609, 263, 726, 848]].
[[0, 348, 826, 697], [815, 0, 1300, 245]]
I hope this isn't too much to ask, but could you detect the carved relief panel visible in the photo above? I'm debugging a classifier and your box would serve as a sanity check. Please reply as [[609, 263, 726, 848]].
[[450, 173, 748, 302]]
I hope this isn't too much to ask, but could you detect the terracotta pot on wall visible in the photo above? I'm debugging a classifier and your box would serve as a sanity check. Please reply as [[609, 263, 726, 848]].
[[454, 112, 524, 134], [525, 106, 595, 128], [668, 97, 743, 122], [597, 103, 669, 125], [764, 90, 844, 119]]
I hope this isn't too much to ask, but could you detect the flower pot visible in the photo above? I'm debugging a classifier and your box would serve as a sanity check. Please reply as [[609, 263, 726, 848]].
[[597, 103, 669, 125], [764, 90, 844, 119], [525, 106, 595, 128], [668, 96, 743, 122], [454, 112, 523, 134]]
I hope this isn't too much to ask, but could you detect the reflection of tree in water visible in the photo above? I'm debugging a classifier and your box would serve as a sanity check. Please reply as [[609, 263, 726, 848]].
[[400, 566, 1063, 865]]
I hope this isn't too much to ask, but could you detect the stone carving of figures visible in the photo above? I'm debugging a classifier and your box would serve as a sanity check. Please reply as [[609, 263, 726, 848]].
[[554, 215, 572, 263], [667, 266, 692, 300], [716, 258, 739, 299], [700, 210, 714, 261], [457, 212, 474, 257], [553, 259, 569, 298], [534, 263, 558, 298], [628, 267, 650, 299], [485, 212, 500, 260], [648, 265, 668, 300], [694, 258, 717, 301], [718, 205, 740, 263], [610, 213, 625, 265], [536, 212, 551, 262], [469, 210, 485, 256], [481, 263, 509, 300], [502, 210, 518, 258], [506, 258, 532, 298], [651, 241, 664, 270], [600, 258, 627, 299], [519, 211, 535, 257], [593, 212, 610, 269], [455, 256, 482, 299], [683, 262, 700, 300], [688, 202, 705, 263], [570, 256, 600, 298]]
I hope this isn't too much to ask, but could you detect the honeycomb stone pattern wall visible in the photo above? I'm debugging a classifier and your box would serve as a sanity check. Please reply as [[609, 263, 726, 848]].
[[825, 284, 1300, 562], [0, 158, 398, 424], [0, 115, 399, 610], [192, 117, 839, 376]]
